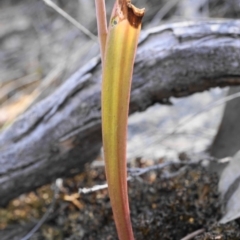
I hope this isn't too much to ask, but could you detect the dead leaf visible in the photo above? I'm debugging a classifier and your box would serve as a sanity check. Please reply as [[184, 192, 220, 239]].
[[218, 150, 240, 223]]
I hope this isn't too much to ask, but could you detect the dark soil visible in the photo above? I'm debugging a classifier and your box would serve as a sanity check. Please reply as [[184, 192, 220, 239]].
[[1, 159, 240, 240]]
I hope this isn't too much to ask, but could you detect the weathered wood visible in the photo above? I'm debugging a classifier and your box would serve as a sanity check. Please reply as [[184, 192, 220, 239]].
[[1, 20, 240, 206]]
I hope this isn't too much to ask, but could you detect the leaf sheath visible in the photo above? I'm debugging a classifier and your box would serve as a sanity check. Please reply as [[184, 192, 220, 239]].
[[101, 2, 144, 239]]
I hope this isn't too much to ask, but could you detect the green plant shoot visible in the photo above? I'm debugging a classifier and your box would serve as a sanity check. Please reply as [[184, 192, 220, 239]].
[[96, 0, 144, 239]]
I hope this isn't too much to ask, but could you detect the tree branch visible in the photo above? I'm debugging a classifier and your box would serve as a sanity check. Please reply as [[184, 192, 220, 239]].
[[1, 19, 240, 206]]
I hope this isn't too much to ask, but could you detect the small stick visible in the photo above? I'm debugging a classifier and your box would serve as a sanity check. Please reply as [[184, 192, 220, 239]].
[[79, 161, 191, 194], [79, 182, 108, 194], [43, 0, 97, 41], [149, 0, 179, 27], [181, 228, 205, 240], [20, 184, 59, 240]]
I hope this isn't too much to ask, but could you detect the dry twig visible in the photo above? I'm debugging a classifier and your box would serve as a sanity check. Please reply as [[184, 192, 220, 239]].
[[148, 0, 179, 27], [43, 0, 97, 41], [181, 228, 205, 240], [20, 184, 59, 240], [79, 161, 193, 194]]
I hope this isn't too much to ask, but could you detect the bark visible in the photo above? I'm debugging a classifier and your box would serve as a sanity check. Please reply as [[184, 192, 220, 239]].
[[1, 20, 240, 206]]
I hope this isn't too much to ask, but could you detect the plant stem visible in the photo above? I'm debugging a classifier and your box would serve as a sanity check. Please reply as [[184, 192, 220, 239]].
[[101, 1, 144, 239], [95, 0, 108, 62]]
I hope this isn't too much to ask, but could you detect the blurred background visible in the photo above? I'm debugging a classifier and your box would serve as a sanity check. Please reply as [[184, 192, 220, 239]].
[[1, 0, 240, 159], [1, 0, 240, 239]]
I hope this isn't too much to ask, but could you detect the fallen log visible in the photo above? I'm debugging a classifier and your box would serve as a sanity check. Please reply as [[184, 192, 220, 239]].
[[1, 20, 240, 206]]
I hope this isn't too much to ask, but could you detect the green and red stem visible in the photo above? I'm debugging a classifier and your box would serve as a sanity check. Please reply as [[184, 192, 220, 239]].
[[98, 0, 144, 239]]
